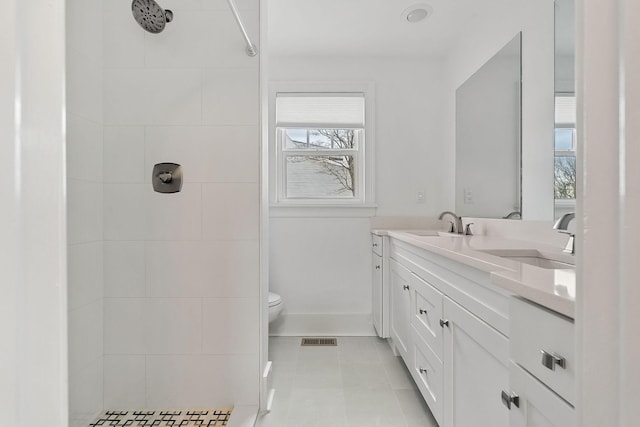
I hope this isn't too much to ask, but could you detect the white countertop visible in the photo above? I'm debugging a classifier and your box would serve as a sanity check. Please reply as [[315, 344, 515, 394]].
[[374, 229, 576, 319]]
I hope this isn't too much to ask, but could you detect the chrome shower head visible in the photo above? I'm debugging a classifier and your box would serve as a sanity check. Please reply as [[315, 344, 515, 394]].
[[131, 0, 173, 34]]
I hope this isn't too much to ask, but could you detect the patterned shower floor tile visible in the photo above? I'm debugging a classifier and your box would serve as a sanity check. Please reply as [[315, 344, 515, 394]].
[[89, 408, 232, 426]]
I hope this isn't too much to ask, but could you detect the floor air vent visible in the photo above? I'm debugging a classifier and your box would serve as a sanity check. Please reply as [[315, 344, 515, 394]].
[[301, 337, 338, 346]]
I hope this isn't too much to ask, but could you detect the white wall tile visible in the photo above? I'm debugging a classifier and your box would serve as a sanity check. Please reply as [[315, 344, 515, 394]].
[[67, 114, 103, 182], [202, 298, 258, 354], [104, 241, 145, 297], [68, 357, 103, 418], [201, 11, 260, 69], [104, 298, 147, 354], [202, 183, 259, 240], [68, 179, 104, 245], [202, 68, 258, 125], [68, 242, 104, 310], [102, 7, 145, 68], [103, 355, 146, 409], [145, 241, 205, 297], [146, 354, 259, 408], [104, 298, 202, 355], [104, 68, 202, 125], [145, 184, 202, 240], [104, 184, 146, 240], [68, 301, 103, 370], [145, 298, 202, 354], [202, 0, 257, 11], [146, 241, 259, 298], [144, 126, 259, 183], [67, 0, 103, 63], [67, 51, 103, 124], [104, 126, 145, 183], [144, 11, 207, 68]]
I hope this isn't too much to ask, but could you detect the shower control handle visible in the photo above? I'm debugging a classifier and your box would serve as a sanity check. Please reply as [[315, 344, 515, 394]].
[[158, 172, 173, 183]]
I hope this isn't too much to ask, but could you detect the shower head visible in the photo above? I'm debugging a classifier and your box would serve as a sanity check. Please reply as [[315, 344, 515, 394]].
[[131, 0, 173, 34]]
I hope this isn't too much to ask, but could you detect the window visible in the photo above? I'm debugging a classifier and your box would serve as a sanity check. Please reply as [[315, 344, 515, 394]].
[[554, 95, 576, 200], [275, 93, 367, 204]]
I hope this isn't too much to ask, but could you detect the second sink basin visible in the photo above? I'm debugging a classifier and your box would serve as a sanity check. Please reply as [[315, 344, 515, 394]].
[[478, 249, 575, 270]]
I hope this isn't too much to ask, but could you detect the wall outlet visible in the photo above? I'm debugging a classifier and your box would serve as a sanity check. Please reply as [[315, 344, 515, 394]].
[[417, 190, 426, 204], [464, 187, 474, 204]]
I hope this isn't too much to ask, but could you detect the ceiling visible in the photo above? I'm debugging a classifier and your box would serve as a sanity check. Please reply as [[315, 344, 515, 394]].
[[267, 0, 505, 57]]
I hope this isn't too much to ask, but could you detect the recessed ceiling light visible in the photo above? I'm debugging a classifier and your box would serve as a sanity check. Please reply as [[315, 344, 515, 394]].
[[402, 4, 433, 23]]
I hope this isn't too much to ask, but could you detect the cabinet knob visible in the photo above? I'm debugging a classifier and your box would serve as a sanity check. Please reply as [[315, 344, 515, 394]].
[[419, 367, 428, 374], [439, 319, 449, 328], [375, 265, 381, 270], [419, 309, 427, 315], [501, 391, 519, 410], [540, 350, 566, 371], [403, 285, 410, 291], [373, 243, 378, 247]]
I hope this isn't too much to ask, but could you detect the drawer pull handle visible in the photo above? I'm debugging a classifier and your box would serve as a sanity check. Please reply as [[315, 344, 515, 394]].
[[375, 265, 381, 270], [403, 285, 410, 291], [541, 350, 566, 371], [419, 367, 428, 374], [439, 319, 449, 328], [501, 391, 519, 410], [419, 309, 427, 315]]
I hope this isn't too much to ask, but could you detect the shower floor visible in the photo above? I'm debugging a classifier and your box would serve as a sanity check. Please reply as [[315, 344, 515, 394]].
[[88, 408, 232, 426]]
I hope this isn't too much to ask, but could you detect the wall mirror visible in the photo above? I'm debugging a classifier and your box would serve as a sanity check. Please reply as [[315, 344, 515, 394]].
[[455, 33, 522, 219], [554, 0, 576, 220]]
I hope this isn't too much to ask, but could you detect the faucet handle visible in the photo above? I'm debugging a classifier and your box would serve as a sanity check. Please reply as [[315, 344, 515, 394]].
[[465, 223, 474, 236]]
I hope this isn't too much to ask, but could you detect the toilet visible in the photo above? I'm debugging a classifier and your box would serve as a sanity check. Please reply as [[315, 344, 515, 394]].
[[268, 292, 283, 323]]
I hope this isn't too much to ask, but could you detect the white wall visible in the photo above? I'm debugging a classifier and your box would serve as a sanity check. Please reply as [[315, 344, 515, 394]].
[[268, 56, 446, 335], [0, 0, 68, 426], [442, 0, 556, 220], [66, 0, 105, 424], [101, 0, 261, 408]]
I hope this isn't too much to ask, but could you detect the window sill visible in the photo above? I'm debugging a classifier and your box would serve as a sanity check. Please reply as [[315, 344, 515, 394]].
[[269, 204, 378, 218]]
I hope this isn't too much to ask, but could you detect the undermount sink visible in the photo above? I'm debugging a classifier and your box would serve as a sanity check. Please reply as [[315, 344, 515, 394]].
[[478, 249, 575, 270], [406, 230, 441, 236]]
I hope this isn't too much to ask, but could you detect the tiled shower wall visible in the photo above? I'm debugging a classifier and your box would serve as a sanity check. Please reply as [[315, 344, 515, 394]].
[[101, 0, 260, 408], [66, 0, 105, 424]]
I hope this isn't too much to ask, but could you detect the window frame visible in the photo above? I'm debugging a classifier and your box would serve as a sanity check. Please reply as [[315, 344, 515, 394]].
[[277, 128, 364, 202], [269, 82, 376, 211]]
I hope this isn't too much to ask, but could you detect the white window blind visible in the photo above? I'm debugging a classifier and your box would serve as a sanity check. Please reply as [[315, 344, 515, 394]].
[[555, 95, 576, 125], [276, 93, 365, 128]]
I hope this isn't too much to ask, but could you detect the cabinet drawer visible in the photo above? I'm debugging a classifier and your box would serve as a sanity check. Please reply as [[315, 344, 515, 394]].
[[372, 234, 383, 256], [410, 273, 444, 359], [510, 298, 575, 405], [411, 326, 443, 426]]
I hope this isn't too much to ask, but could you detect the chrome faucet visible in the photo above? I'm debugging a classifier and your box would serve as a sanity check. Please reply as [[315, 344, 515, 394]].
[[438, 211, 464, 234], [553, 212, 576, 254]]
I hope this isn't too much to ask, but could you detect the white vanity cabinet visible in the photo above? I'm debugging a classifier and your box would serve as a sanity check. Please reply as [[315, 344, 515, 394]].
[[389, 258, 412, 361], [505, 298, 575, 427], [371, 233, 389, 338], [443, 297, 509, 427], [389, 238, 511, 427]]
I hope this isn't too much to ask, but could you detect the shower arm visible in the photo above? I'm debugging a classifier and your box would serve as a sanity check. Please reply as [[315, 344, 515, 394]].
[[226, 0, 258, 57]]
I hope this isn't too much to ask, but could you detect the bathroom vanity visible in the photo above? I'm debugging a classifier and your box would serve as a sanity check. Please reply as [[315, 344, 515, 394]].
[[371, 230, 576, 427]]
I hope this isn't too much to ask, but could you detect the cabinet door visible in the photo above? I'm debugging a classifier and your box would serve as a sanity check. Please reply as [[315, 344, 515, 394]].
[[443, 297, 509, 427], [390, 259, 412, 362], [372, 252, 383, 337], [508, 362, 574, 427]]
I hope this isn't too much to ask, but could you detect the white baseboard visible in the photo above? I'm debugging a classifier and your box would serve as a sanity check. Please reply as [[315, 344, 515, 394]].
[[268, 313, 376, 336]]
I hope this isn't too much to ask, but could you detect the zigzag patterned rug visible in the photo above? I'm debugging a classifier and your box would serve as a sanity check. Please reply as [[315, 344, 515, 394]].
[[89, 408, 233, 426]]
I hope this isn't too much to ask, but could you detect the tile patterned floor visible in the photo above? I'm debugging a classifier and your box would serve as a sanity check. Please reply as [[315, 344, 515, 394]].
[[256, 336, 439, 427], [88, 408, 232, 426]]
